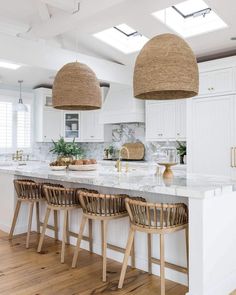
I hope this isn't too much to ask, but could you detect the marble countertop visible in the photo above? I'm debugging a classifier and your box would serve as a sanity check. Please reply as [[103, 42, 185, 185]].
[[0, 161, 234, 199]]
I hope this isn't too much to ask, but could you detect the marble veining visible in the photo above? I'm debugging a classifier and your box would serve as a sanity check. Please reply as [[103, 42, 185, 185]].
[[0, 162, 234, 199]]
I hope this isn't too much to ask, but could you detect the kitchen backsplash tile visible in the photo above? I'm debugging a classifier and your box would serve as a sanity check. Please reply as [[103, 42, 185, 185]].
[[33, 123, 185, 161]]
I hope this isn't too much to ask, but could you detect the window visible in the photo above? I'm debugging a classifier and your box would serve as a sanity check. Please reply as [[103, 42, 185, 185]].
[[152, 0, 227, 38], [0, 102, 12, 149], [17, 105, 31, 148], [93, 23, 149, 54], [0, 96, 32, 152]]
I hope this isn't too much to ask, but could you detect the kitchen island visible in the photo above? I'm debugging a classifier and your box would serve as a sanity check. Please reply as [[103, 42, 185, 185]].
[[0, 162, 235, 295]]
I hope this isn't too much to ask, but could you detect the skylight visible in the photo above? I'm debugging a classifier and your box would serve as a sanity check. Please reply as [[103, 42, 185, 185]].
[[93, 24, 149, 54], [152, 0, 227, 38]]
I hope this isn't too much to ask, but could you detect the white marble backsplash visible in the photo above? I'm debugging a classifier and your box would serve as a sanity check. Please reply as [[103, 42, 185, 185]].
[[33, 123, 185, 161]]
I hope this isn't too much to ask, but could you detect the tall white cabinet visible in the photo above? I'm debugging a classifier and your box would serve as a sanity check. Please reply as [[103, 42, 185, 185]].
[[187, 57, 236, 177]]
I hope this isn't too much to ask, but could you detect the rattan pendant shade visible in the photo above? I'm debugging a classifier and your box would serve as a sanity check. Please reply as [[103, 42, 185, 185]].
[[52, 62, 102, 110], [133, 33, 199, 100]]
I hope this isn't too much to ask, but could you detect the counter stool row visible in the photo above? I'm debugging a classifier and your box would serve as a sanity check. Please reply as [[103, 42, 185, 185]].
[[9, 179, 189, 295]]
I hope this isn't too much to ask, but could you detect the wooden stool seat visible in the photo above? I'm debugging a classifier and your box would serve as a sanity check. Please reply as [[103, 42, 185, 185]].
[[72, 191, 139, 282], [37, 185, 97, 264], [118, 198, 189, 295]]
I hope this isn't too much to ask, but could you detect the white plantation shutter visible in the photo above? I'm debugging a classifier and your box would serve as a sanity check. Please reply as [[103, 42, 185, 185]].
[[0, 95, 32, 152], [17, 104, 31, 148], [0, 101, 12, 149]]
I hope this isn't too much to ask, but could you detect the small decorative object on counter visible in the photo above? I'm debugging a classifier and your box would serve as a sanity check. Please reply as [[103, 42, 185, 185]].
[[157, 141, 178, 179], [50, 137, 84, 162], [103, 148, 109, 160], [177, 141, 187, 164]]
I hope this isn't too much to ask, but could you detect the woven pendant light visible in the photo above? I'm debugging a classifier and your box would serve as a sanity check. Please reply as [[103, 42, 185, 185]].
[[52, 62, 102, 110], [133, 33, 199, 100]]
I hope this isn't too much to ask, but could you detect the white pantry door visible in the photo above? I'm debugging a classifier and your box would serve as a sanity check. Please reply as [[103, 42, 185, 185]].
[[189, 95, 235, 177]]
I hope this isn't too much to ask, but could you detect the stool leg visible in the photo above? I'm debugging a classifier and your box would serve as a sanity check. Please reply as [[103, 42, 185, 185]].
[[9, 200, 22, 240], [131, 233, 135, 268], [61, 210, 68, 263], [66, 211, 70, 245], [37, 207, 51, 253], [36, 202, 40, 234], [148, 233, 152, 274], [53, 210, 58, 240], [160, 234, 165, 295], [118, 228, 135, 289], [72, 215, 87, 268], [101, 220, 108, 282], [88, 219, 93, 252], [185, 226, 189, 286], [26, 202, 34, 249]]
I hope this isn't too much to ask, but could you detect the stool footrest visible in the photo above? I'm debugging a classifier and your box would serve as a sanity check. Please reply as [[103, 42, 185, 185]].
[[151, 257, 187, 274], [39, 222, 92, 243]]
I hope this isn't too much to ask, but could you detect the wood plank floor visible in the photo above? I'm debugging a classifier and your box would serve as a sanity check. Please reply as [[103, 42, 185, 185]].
[[0, 230, 187, 295]]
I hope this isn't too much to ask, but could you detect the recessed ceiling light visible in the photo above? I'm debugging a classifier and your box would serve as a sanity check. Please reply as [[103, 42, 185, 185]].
[[152, 0, 227, 38], [0, 60, 22, 70], [93, 23, 149, 54]]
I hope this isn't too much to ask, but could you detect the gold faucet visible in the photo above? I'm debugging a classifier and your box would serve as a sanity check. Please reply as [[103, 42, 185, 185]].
[[116, 146, 130, 172], [12, 150, 23, 161]]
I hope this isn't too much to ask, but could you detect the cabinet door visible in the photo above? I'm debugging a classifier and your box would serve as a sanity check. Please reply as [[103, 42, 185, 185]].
[[43, 110, 62, 142], [175, 99, 186, 139], [199, 68, 233, 96], [81, 110, 104, 142], [146, 101, 176, 141], [63, 112, 81, 142], [190, 95, 234, 176]]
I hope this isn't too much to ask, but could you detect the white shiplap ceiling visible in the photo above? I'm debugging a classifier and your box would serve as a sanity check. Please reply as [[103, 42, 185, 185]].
[[0, 0, 235, 87]]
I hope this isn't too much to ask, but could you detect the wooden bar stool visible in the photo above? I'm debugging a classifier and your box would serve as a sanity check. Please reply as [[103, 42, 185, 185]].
[[72, 191, 136, 282], [37, 185, 96, 263], [9, 179, 42, 248], [118, 198, 189, 295]]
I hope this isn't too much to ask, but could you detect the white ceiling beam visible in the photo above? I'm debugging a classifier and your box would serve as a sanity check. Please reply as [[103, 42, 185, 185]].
[[0, 33, 132, 85], [24, 0, 127, 39], [37, 1, 51, 21], [41, 0, 76, 13]]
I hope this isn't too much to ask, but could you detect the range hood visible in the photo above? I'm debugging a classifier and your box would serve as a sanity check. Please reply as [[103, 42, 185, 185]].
[[100, 85, 145, 124]]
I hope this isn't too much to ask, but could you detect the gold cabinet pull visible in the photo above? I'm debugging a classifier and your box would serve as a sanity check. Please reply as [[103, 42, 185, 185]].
[[231, 147, 234, 167]]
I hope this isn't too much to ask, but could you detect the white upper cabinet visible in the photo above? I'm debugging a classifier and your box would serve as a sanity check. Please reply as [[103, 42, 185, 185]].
[[62, 111, 81, 142], [34, 88, 110, 143], [146, 100, 186, 141], [34, 88, 63, 142], [81, 110, 105, 142], [175, 99, 186, 139], [199, 68, 234, 96]]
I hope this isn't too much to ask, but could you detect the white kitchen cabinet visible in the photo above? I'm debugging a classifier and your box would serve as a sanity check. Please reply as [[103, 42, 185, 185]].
[[34, 88, 63, 142], [146, 100, 186, 141], [62, 111, 81, 142], [199, 68, 233, 96], [81, 110, 104, 142], [187, 95, 235, 177], [175, 99, 186, 140], [42, 109, 62, 142]]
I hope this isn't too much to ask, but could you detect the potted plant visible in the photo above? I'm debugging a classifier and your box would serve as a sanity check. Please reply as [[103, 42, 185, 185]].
[[50, 137, 84, 162], [176, 141, 187, 164], [107, 145, 115, 159]]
